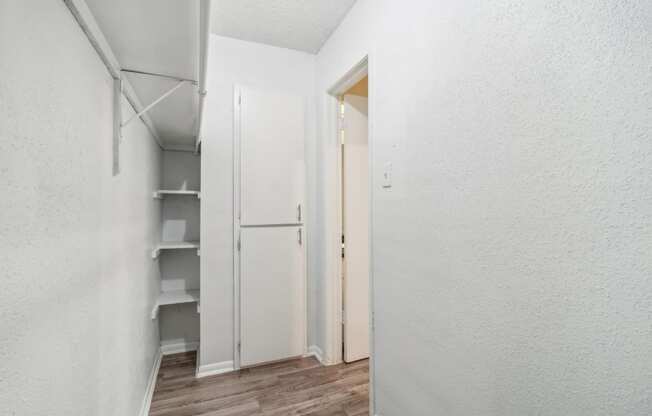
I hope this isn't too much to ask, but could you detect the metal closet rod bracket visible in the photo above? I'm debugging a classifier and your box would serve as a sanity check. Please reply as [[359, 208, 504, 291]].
[[119, 68, 199, 129]]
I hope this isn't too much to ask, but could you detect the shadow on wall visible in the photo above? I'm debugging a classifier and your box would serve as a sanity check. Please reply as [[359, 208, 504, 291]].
[[162, 196, 200, 242]]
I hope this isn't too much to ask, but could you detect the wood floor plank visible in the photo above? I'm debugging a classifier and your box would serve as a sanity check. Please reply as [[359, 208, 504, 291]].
[[149, 352, 369, 416]]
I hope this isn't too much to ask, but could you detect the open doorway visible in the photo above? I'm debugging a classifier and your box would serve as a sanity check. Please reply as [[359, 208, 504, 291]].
[[340, 76, 370, 363], [325, 56, 373, 414]]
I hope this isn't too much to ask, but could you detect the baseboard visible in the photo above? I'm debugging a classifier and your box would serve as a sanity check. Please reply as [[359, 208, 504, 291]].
[[196, 360, 235, 378], [138, 349, 162, 416], [305, 345, 325, 364], [160, 341, 199, 355]]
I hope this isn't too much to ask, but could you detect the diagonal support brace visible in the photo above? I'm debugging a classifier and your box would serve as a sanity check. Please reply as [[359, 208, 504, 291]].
[[121, 80, 188, 128]]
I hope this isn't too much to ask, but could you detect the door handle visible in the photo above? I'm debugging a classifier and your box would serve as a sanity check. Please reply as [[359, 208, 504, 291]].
[[297, 203, 302, 222], [298, 228, 302, 245]]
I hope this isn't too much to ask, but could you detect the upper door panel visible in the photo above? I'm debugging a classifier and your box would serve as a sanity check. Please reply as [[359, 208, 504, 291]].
[[238, 87, 305, 226]]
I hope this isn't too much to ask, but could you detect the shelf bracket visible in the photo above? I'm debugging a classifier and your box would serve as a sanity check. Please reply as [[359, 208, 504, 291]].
[[112, 78, 122, 176], [121, 80, 188, 129], [151, 248, 161, 259], [151, 304, 159, 320], [152, 191, 163, 199]]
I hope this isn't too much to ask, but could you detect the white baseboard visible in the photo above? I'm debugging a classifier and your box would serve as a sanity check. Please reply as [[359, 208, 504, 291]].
[[196, 360, 235, 378], [305, 345, 325, 364], [139, 349, 162, 416], [160, 341, 199, 355]]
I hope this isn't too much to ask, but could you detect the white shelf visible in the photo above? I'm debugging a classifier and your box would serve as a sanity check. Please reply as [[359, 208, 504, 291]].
[[158, 289, 200, 305], [153, 190, 201, 199], [151, 289, 200, 319], [151, 241, 200, 259]]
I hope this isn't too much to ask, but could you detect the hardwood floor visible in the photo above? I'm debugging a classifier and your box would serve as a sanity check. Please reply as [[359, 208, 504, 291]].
[[149, 352, 369, 416]]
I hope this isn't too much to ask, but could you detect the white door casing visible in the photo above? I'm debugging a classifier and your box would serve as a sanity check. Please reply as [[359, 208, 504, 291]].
[[342, 94, 370, 363]]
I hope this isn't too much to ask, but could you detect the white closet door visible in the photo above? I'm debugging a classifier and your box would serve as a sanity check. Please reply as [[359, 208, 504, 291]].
[[240, 226, 305, 367], [342, 94, 370, 363], [239, 87, 305, 225]]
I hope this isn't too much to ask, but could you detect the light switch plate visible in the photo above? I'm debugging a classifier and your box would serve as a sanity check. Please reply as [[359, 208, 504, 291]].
[[382, 162, 392, 188]]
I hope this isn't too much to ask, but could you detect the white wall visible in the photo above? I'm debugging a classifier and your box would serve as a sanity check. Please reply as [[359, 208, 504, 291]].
[[317, 0, 652, 414], [162, 151, 201, 191], [200, 35, 316, 368], [0, 1, 162, 415]]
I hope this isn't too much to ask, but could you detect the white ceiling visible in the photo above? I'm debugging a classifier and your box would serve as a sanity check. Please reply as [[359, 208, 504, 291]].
[[85, 0, 200, 148], [211, 0, 357, 54], [83, 0, 356, 147]]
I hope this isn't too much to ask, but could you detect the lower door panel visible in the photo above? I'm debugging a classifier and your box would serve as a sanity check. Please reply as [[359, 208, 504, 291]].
[[240, 226, 305, 367]]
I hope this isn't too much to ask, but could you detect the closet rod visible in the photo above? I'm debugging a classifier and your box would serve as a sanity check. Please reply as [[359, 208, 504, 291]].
[[121, 69, 198, 85]]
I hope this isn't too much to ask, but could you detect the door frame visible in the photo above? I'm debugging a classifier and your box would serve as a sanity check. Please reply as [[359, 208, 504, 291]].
[[232, 84, 309, 370], [233, 85, 242, 370], [324, 56, 375, 411], [341, 90, 370, 364]]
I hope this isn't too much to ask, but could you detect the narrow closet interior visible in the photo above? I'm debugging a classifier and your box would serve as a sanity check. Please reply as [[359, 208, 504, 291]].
[[151, 150, 201, 356]]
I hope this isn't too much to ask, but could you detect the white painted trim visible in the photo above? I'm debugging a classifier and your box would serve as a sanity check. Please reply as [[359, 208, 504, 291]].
[[323, 55, 376, 414], [328, 57, 369, 96], [367, 53, 377, 416], [232, 86, 242, 370], [195, 0, 212, 151], [301, 222, 309, 361], [138, 349, 162, 416], [325, 56, 373, 367], [160, 341, 199, 355], [304, 345, 325, 364], [332, 91, 344, 366], [196, 360, 235, 378]]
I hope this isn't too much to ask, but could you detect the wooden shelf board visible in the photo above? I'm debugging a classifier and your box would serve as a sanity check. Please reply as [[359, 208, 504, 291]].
[[153, 190, 201, 199], [152, 241, 200, 258], [157, 241, 200, 249], [158, 289, 200, 306], [151, 289, 200, 319]]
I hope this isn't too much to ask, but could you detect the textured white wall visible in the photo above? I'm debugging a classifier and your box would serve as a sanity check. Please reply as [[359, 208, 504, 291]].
[[162, 151, 201, 191], [200, 35, 316, 367], [0, 1, 162, 415], [317, 0, 652, 414]]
